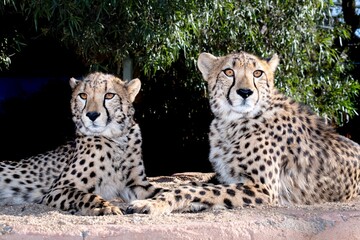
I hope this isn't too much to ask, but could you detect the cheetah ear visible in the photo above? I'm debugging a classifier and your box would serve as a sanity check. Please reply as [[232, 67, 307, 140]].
[[267, 54, 279, 72], [126, 78, 141, 102], [197, 52, 218, 81], [69, 77, 81, 89]]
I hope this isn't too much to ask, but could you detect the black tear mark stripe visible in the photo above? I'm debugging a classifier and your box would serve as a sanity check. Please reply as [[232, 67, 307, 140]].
[[253, 70, 270, 106], [226, 57, 244, 105], [226, 57, 241, 105], [226, 76, 236, 105], [103, 99, 110, 123], [253, 75, 260, 105], [102, 85, 111, 124], [81, 83, 90, 112], [226, 69, 236, 105]]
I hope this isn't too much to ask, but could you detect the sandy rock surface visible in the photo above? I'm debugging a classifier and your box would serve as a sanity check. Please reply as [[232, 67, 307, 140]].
[[1, 173, 360, 240]]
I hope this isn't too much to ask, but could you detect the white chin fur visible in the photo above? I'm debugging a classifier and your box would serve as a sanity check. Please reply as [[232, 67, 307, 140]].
[[79, 127, 122, 138], [231, 104, 254, 114], [85, 125, 106, 133]]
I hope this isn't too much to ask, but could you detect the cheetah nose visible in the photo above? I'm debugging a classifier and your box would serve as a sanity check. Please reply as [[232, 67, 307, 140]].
[[236, 88, 253, 99], [86, 111, 101, 121]]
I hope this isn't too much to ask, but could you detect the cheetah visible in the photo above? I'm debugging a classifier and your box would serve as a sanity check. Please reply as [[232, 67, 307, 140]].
[[0, 72, 159, 215], [127, 51, 360, 215]]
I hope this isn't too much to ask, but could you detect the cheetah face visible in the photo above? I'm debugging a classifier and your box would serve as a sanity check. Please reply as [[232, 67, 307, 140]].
[[198, 51, 279, 118], [69, 72, 141, 139]]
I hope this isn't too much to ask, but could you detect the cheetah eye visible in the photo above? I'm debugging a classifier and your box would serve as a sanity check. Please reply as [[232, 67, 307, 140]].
[[78, 93, 87, 100], [105, 93, 116, 100], [253, 70, 263, 78], [223, 68, 234, 77]]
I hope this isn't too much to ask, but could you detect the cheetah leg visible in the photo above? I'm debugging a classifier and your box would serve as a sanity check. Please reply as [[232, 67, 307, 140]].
[[126, 182, 273, 215], [126, 180, 165, 201], [42, 187, 122, 216]]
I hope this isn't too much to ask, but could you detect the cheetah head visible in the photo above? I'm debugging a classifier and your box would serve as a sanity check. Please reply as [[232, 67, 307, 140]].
[[69, 72, 141, 139], [197, 51, 279, 119]]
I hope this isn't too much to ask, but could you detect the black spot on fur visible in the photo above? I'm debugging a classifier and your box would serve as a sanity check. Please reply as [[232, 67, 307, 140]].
[[212, 189, 221, 196], [226, 189, 236, 197], [174, 195, 182, 202], [243, 197, 252, 205], [243, 188, 255, 197], [81, 177, 88, 184], [224, 198, 233, 208]]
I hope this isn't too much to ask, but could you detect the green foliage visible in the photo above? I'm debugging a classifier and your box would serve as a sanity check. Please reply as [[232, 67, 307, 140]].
[[0, 33, 25, 71], [0, 38, 12, 71], [1, 0, 359, 125], [0, 2, 26, 71]]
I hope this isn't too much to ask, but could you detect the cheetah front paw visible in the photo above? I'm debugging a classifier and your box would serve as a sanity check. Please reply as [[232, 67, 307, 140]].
[[81, 201, 123, 216], [125, 199, 172, 215], [92, 205, 123, 216]]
